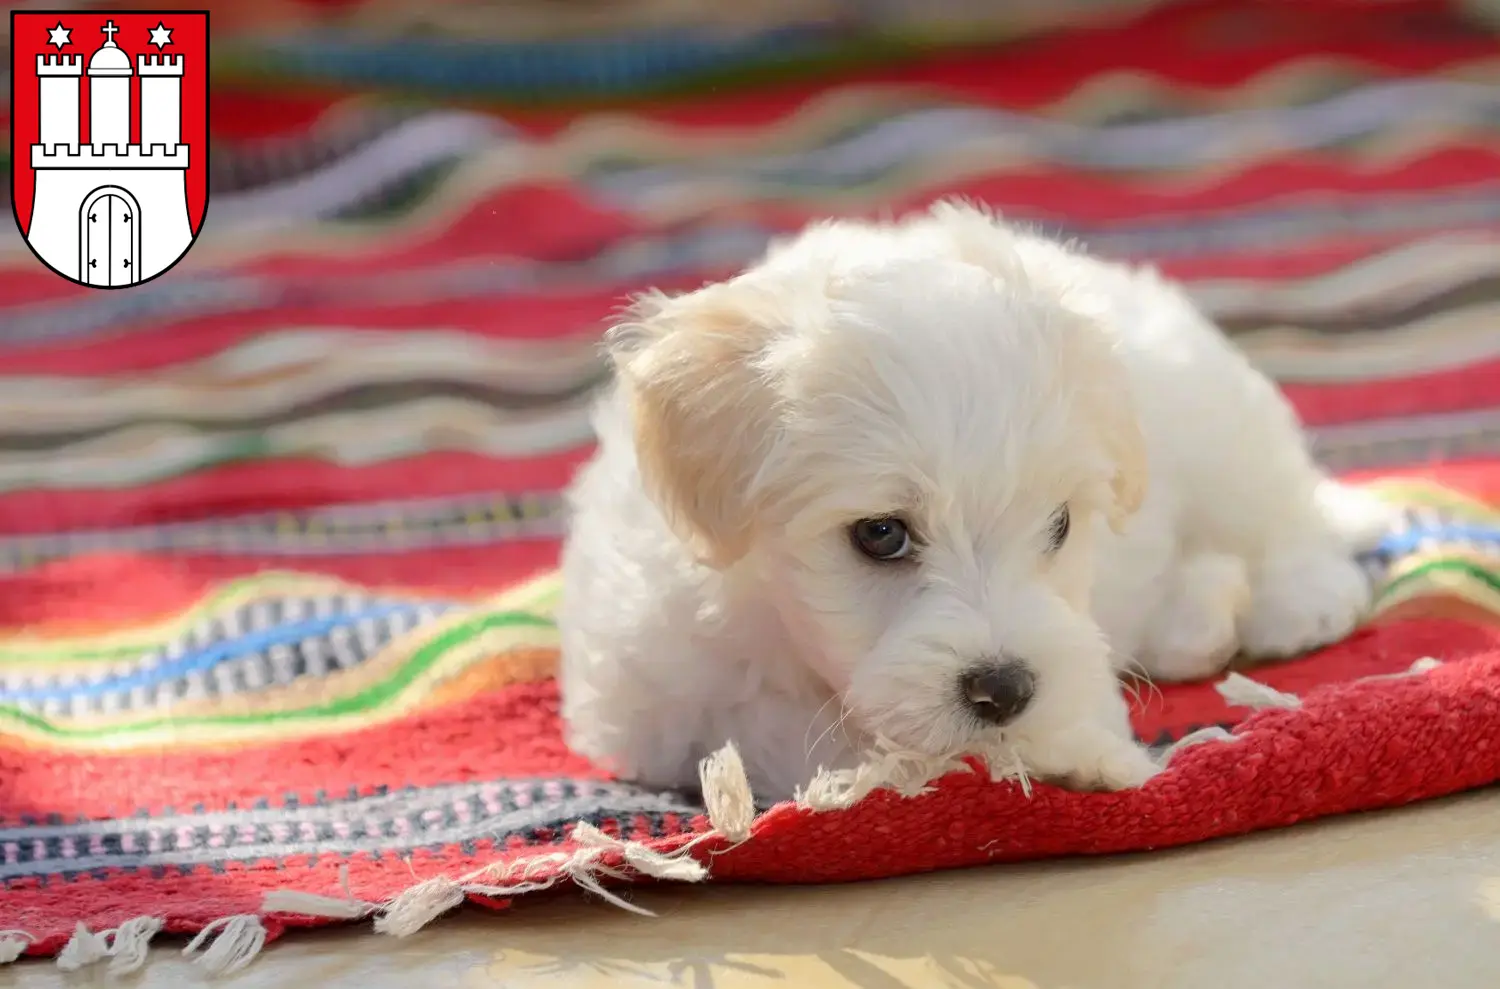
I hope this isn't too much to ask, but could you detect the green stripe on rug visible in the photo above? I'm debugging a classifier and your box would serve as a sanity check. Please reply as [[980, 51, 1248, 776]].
[[0, 610, 555, 740]]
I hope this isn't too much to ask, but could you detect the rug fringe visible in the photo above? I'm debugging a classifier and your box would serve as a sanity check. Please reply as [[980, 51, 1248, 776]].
[[182, 915, 268, 976], [372, 876, 467, 937], [0, 931, 33, 965], [52, 915, 164, 974], [56, 922, 110, 972], [699, 742, 756, 841], [247, 654, 1452, 960], [108, 916, 164, 974], [271, 739, 757, 940], [370, 817, 721, 932]]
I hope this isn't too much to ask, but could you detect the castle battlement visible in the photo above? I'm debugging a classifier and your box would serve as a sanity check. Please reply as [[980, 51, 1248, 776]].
[[136, 54, 185, 76], [37, 54, 84, 76], [32, 143, 189, 170]]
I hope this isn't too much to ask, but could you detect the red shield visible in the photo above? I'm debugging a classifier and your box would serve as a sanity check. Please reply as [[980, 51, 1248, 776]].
[[10, 10, 209, 289]]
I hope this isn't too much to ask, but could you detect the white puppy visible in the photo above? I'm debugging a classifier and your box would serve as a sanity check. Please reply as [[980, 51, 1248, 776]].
[[558, 201, 1388, 800]]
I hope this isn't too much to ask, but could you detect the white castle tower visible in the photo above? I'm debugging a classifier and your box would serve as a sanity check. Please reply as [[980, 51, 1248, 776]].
[[27, 20, 193, 287]]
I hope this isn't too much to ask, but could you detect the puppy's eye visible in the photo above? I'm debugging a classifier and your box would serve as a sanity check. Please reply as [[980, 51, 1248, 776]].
[[1047, 504, 1070, 552], [850, 517, 913, 562]]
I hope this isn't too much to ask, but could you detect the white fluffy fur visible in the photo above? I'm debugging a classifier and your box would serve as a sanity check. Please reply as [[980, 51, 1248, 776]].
[[558, 201, 1391, 800]]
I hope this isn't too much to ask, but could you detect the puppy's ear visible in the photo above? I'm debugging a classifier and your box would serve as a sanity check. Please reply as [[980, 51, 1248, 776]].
[[606, 287, 781, 567]]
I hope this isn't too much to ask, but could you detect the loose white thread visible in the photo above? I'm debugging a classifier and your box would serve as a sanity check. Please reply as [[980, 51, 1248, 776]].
[[570, 820, 708, 882], [1170, 656, 1448, 759], [0, 931, 33, 965], [261, 888, 378, 920], [182, 915, 267, 976], [1218, 656, 1444, 713], [55, 923, 110, 972], [263, 864, 378, 920], [1216, 672, 1302, 710], [1161, 725, 1239, 764], [107, 915, 163, 974], [796, 736, 1029, 811], [517, 835, 656, 917], [1360, 656, 1445, 682]]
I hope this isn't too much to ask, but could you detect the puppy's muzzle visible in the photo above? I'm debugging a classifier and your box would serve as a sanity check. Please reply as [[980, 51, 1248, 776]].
[[960, 660, 1036, 726]]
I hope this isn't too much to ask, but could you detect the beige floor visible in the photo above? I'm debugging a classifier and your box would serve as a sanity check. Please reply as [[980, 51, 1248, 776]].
[[9, 788, 1500, 988]]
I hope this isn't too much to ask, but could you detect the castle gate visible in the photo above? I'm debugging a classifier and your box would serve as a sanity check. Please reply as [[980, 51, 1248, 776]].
[[79, 185, 143, 288]]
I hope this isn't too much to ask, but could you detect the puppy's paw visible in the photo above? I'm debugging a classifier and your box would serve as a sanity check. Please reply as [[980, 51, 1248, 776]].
[[1139, 552, 1251, 682], [1012, 724, 1160, 792], [1316, 480, 1400, 553], [1239, 547, 1371, 659]]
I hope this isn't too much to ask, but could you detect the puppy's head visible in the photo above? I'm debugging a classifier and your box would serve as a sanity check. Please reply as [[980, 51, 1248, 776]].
[[609, 212, 1146, 755]]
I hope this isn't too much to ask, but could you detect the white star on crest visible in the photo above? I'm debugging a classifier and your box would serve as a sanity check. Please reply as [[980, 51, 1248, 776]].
[[46, 22, 71, 49], [148, 21, 173, 49]]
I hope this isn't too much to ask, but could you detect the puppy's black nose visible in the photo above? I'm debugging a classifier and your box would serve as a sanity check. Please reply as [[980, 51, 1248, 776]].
[[961, 661, 1036, 726]]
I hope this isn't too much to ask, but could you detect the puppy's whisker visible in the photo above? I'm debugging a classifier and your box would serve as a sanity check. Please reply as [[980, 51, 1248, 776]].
[[1135, 670, 1165, 710], [1118, 660, 1164, 711], [806, 717, 838, 764], [806, 701, 854, 764], [803, 694, 841, 757], [831, 703, 855, 747], [826, 705, 855, 752]]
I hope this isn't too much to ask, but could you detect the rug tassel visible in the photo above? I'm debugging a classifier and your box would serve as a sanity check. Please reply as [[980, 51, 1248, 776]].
[[56, 922, 110, 972], [374, 876, 465, 938], [107, 915, 163, 974], [0, 931, 33, 965], [182, 915, 267, 976], [699, 741, 756, 843], [1216, 672, 1302, 710]]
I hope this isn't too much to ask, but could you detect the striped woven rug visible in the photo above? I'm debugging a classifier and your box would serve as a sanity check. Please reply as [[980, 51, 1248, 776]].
[[3, 0, 1500, 975]]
